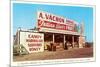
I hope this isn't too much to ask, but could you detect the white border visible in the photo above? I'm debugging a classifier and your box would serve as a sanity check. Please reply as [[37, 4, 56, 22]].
[[11, 0, 96, 5], [11, 1, 96, 66]]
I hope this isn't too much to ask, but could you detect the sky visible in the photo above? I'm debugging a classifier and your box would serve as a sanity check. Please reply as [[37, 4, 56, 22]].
[[13, 3, 94, 42]]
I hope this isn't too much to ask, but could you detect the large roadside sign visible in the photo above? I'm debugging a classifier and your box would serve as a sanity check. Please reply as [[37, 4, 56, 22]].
[[19, 31, 44, 53], [37, 11, 79, 34]]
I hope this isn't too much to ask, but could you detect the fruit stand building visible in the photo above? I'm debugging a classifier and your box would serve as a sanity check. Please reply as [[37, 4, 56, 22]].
[[14, 11, 85, 54]]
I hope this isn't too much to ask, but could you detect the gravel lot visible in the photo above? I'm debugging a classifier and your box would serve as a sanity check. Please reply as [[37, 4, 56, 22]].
[[13, 47, 93, 62]]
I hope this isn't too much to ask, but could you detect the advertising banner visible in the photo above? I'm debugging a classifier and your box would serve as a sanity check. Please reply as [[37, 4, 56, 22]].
[[19, 31, 44, 53], [37, 11, 78, 32]]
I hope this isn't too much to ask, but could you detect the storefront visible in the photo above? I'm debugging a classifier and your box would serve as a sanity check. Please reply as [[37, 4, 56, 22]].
[[37, 11, 83, 50]]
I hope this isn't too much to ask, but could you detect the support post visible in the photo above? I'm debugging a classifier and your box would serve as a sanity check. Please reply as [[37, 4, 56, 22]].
[[63, 35, 66, 48], [72, 36, 74, 48], [53, 33, 55, 43]]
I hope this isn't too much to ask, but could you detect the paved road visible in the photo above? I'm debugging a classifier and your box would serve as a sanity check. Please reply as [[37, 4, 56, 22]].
[[13, 47, 93, 62]]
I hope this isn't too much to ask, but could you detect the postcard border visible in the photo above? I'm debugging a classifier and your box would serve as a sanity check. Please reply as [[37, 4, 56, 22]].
[[10, 1, 96, 66]]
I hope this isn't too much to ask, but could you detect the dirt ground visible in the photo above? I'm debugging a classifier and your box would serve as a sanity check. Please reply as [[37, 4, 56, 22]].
[[13, 47, 93, 62]]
